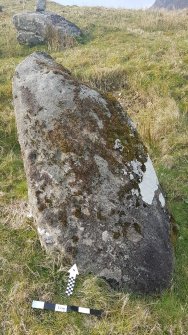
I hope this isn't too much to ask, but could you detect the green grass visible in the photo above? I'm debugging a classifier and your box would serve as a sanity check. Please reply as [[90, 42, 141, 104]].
[[0, 0, 188, 334]]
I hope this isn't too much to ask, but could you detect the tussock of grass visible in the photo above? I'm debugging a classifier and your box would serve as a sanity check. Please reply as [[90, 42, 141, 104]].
[[131, 93, 180, 154], [1, 200, 30, 228], [0, 0, 188, 334]]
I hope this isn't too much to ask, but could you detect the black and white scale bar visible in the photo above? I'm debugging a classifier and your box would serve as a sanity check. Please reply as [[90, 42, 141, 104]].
[[32, 300, 103, 317]]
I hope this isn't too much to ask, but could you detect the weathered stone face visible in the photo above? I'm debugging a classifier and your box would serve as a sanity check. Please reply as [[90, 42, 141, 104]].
[[13, 12, 82, 47], [13, 52, 173, 294], [36, 0, 46, 12]]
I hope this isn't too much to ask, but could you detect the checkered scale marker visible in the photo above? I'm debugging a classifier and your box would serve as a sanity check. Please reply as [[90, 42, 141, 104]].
[[66, 276, 75, 296], [32, 300, 103, 317], [65, 264, 79, 296]]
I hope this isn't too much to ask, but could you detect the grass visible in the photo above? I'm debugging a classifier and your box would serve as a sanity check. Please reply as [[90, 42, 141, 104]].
[[0, 0, 188, 333]]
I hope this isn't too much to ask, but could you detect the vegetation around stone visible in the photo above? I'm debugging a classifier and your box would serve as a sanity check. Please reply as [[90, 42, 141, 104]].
[[0, 1, 188, 334]]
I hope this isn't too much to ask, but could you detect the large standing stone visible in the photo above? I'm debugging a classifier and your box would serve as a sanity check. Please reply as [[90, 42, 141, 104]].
[[13, 12, 82, 47], [13, 52, 173, 294], [36, 0, 46, 12]]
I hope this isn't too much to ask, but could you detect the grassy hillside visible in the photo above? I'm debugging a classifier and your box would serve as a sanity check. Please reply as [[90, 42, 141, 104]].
[[0, 1, 188, 334]]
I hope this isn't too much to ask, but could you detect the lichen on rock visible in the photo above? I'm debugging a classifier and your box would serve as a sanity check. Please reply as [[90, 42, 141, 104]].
[[13, 52, 173, 294]]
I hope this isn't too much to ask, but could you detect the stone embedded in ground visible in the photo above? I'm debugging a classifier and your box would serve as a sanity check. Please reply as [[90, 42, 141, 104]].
[[36, 0, 46, 12], [13, 52, 173, 294], [13, 11, 82, 47]]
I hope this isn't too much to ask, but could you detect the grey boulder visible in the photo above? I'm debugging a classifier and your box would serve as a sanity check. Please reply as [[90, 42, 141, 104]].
[[151, 0, 188, 9], [13, 12, 82, 47], [13, 52, 173, 294]]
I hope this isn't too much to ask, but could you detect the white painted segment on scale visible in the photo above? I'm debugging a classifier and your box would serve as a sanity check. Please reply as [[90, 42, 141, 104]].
[[55, 304, 67, 313], [32, 301, 44, 309], [78, 307, 90, 314]]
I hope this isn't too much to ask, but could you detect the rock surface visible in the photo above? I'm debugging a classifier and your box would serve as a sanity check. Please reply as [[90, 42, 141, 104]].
[[13, 12, 82, 47], [152, 0, 188, 9], [13, 52, 173, 294]]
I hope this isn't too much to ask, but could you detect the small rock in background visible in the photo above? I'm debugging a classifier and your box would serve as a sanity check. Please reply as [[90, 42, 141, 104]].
[[36, 0, 46, 12], [13, 0, 82, 47], [13, 52, 173, 294]]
